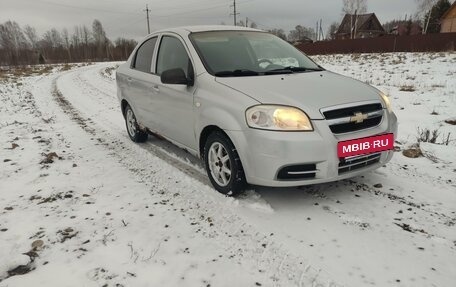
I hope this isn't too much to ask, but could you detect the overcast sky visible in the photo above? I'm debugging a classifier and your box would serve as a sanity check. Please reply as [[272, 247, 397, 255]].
[[1, 0, 419, 40]]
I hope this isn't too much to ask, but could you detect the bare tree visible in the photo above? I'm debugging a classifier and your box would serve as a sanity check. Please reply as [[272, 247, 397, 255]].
[[416, 0, 438, 16], [0, 21, 29, 64], [42, 29, 62, 48], [62, 28, 72, 61], [342, 0, 368, 14], [327, 22, 340, 39], [237, 20, 257, 29], [423, 0, 451, 33], [0, 19, 135, 65], [288, 25, 316, 42], [71, 26, 80, 47], [81, 25, 91, 46], [92, 19, 108, 59], [81, 25, 91, 59], [24, 25, 38, 49], [114, 37, 137, 60], [268, 28, 287, 40]]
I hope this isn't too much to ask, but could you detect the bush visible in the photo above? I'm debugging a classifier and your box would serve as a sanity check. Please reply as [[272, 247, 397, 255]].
[[417, 127, 451, 145]]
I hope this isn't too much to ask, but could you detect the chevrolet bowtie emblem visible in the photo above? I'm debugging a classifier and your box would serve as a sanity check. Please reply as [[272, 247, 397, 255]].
[[350, 112, 368, 124]]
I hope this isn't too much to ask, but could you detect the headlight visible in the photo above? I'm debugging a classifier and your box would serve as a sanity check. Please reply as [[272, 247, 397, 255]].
[[380, 93, 392, 112], [246, 105, 313, 131]]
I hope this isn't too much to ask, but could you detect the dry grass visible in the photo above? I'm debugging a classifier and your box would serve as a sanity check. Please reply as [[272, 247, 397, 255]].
[[417, 128, 440, 144], [399, 85, 416, 92], [0, 64, 79, 82], [60, 64, 73, 71], [0, 65, 54, 81], [417, 127, 451, 146], [102, 65, 119, 78]]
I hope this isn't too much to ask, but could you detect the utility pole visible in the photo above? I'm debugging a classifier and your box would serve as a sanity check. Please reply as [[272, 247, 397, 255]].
[[144, 4, 151, 34], [245, 17, 248, 27], [230, 0, 240, 26], [319, 19, 323, 40], [353, 9, 358, 39]]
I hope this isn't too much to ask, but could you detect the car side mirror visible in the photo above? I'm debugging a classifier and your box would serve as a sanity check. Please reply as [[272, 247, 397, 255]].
[[161, 68, 192, 86]]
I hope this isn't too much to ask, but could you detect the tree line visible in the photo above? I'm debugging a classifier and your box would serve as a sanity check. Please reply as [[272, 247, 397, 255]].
[[1, 0, 451, 66], [0, 19, 137, 66]]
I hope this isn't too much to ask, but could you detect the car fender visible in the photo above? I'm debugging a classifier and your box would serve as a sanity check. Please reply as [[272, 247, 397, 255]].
[[197, 106, 245, 133]]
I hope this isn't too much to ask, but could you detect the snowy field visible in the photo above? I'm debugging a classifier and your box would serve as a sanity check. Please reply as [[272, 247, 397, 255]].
[[0, 52, 455, 287]]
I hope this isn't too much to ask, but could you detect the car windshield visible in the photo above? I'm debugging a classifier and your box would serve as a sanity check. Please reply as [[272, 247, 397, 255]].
[[190, 31, 322, 77]]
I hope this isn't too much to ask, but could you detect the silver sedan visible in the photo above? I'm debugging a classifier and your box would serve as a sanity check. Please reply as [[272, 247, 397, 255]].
[[116, 26, 398, 195]]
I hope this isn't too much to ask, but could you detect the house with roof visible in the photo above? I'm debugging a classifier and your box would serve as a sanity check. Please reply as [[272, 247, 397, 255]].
[[441, 1, 456, 33], [336, 13, 385, 40]]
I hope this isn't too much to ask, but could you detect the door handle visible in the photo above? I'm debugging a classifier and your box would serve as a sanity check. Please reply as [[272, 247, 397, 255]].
[[152, 85, 160, 93]]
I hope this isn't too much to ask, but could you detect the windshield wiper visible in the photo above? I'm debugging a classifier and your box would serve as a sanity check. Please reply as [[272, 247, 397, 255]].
[[215, 69, 260, 77], [265, 66, 324, 75]]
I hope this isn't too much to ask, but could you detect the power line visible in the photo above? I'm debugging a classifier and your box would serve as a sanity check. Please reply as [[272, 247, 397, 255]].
[[148, 0, 228, 13], [34, 0, 141, 16], [144, 4, 151, 34], [151, 1, 251, 18]]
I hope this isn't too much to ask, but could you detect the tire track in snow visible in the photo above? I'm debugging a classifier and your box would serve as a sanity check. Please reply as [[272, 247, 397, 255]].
[[83, 63, 456, 226], [72, 63, 207, 174], [61, 63, 456, 270], [56, 63, 456, 286], [51, 65, 342, 287]]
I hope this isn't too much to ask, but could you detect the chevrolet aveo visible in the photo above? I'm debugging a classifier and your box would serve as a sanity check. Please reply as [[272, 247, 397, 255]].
[[116, 26, 398, 195]]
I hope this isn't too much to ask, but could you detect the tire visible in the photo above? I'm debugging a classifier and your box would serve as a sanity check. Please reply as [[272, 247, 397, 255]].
[[124, 105, 148, 143], [204, 131, 246, 195]]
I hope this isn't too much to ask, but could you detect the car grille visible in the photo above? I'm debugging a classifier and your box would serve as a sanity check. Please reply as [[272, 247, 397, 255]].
[[322, 103, 384, 134], [338, 153, 381, 174], [277, 164, 317, 181]]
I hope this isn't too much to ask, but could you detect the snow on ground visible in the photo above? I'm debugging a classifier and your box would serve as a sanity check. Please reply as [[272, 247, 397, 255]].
[[0, 53, 455, 287]]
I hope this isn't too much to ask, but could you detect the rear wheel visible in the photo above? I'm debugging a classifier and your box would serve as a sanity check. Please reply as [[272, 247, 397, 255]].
[[204, 131, 246, 195], [125, 105, 148, 143]]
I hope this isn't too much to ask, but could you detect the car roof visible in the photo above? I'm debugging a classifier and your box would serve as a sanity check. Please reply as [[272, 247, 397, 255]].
[[151, 25, 263, 35]]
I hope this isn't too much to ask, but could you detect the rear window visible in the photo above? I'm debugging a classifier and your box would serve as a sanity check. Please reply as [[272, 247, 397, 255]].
[[133, 37, 157, 73]]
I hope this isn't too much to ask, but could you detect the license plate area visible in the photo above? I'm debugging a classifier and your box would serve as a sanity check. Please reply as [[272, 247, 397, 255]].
[[337, 133, 394, 158]]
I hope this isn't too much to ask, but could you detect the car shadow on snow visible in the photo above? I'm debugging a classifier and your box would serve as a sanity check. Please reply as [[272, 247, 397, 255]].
[[143, 134, 377, 210], [251, 177, 371, 211]]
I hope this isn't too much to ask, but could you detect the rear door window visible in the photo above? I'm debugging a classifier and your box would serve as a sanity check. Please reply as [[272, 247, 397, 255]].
[[133, 37, 157, 73]]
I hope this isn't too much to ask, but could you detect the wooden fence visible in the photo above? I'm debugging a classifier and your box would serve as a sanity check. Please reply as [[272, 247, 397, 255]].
[[297, 33, 456, 55]]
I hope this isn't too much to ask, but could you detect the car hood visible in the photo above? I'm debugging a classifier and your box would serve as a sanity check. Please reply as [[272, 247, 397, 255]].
[[215, 71, 382, 119]]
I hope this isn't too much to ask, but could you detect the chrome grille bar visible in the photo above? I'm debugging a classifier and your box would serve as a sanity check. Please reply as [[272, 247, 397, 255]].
[[326, 110, 384, 126]]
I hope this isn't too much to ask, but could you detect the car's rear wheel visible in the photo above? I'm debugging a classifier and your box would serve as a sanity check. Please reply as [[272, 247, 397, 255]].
[[125, 105, 148, 143], [204, 131, 246, 195]]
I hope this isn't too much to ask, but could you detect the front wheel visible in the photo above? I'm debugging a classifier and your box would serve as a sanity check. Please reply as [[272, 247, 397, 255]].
[[204, 131, 246, 195], [125, 105, 148, 143]]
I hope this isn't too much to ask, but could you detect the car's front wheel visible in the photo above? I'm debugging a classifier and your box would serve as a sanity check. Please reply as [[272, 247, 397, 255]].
[[204, 131, 246, 195], [125, 105, 148, 143]]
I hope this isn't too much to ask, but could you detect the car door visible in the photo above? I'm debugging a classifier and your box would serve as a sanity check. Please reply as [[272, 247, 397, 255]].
[[127, 36, 158, 128], [148, 34, 197, 151]]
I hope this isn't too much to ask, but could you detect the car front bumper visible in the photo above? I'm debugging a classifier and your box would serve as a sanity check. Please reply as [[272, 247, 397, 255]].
[[226, 110, 398, 187]]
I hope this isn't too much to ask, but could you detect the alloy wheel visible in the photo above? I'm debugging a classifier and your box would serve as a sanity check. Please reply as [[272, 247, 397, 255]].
[[208, 142, 232, 187]]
